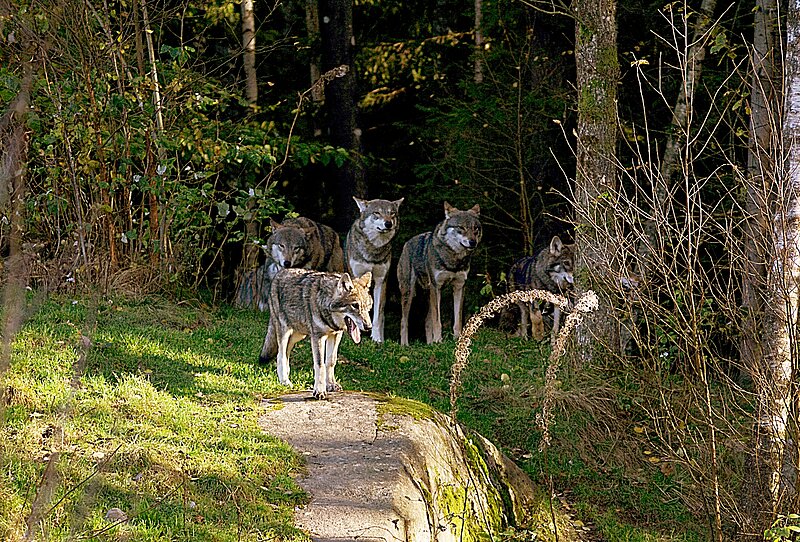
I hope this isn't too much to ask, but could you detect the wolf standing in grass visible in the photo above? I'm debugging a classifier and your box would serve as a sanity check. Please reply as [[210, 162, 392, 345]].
[[397, 202, 482, 345], [255, 216, 345, 310], [508, 235, 574, 340], [345, 196, 403, 342], [259, 269, 373, 399]]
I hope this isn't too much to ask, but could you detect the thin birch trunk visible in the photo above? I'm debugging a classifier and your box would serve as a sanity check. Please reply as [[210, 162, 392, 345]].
[[242, 0, 258, 105], [741, 0, 781, 396], [474, 0, 484, 84], [752, 0, 800, 528]]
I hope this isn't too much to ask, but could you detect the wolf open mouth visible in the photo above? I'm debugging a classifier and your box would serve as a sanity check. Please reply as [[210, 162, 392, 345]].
[[345, 316, 361, 344]]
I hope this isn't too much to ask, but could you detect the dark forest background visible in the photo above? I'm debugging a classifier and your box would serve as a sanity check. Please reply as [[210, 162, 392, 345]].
[[2, 0, 749, 300]]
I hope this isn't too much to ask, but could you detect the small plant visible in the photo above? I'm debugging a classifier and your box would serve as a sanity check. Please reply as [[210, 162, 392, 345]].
[[765, 514, 800, 542]]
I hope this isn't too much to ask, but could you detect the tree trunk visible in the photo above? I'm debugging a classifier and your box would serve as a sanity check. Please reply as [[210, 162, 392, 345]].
[[474, 0, 484, 84], [306, 0, 324, 104], [241, 0, 258, 105], [571, 0, 620, 361], [740, 0, 781, 402], [742, 1, 785, 526], [746, 0, 800, 532], [321, 0, 366, 231]]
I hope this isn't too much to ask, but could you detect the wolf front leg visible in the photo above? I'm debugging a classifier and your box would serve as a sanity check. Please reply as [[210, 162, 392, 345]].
[[324, 331, 344, 392], [452, 275, 466, 339], [371, 263, 389, 342], [398, 275, 415, 346], [275, 328, 295, 387], [311, 334, 329, 399], [552, 305, 563, 336], [516, 300, 530, 338], [426, 285, 443, 343]]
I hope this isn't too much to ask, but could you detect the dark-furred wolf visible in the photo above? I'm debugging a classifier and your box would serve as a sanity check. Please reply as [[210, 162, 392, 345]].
[[508, 235, 574, 340], [256, 216, 345, 311], [259, 268, 373, 399], [345, 196, 404, 343], [397, 202, 482, 345]]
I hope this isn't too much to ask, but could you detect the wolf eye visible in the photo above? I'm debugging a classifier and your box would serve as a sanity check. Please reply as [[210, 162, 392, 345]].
[[350, 303, 360, 311]]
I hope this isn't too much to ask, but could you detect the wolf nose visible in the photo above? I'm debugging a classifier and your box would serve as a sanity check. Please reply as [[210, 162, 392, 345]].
[[384, 220, 393, 229], [467, 240, 477, 248], [282, 260, 292, 267]]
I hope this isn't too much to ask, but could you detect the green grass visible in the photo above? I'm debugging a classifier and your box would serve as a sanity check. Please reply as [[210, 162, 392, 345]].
[[2, 296, 305, 541], [1, 294, 708, 541]]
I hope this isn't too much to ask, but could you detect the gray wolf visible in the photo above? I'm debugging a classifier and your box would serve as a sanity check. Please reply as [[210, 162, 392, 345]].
[[345, 196, 404, 342], [256, 216, 345, 310], [397, 202, 482, 345], [508, 235, 574, 340], [259, 268, 373, 399]]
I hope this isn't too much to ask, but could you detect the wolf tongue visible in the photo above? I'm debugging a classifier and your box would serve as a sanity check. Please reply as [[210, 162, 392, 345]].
[[348, 317, 361, 344]]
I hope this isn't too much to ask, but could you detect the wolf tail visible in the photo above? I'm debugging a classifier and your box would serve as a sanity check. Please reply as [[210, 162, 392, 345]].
[[258, 318, 278, 365]]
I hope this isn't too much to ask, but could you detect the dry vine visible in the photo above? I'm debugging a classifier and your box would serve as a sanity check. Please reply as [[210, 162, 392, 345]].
[[449, 289, 598, 448]]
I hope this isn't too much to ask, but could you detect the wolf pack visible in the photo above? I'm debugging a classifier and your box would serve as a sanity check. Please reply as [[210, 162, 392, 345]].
[[255, 197, 575, 399]]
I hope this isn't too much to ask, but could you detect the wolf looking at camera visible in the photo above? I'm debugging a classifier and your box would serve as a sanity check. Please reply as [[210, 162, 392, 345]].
[[259, 268, 373, 399], [397, 202, 482, 346], [508, 235, 574, 340], [256, 216, 345, 311], [345, 196, 404, 343]]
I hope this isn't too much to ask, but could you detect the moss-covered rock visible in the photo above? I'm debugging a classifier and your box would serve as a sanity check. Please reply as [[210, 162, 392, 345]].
[[382, 402, 540, 540], [260, 392, 576, 541]]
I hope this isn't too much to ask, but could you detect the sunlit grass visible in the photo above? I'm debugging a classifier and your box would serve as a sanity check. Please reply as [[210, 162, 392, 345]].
[[1, 295, 307, 541], [1, 293, 708, 541]]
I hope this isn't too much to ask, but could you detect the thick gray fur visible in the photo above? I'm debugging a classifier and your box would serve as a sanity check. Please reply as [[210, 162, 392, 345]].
[[259, 268, 373, 399], [256, 216, 345, 311], [345, 196, 404, 342], [397, 202, 482, 345], [508, 235, 574, 339]]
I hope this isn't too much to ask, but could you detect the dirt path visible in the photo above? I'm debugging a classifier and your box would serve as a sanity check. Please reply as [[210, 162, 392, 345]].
[[259, 392, 422, 542]]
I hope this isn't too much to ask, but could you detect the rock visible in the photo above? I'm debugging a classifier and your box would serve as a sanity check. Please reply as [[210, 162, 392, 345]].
[[259, 392, 542, 542], [104, 507, 128, 523]]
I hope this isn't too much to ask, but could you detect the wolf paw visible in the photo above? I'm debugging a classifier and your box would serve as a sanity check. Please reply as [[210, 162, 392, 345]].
[[326, 381, 343, 392], [279, 378, 292, 387], [312, 389, 328, 400]]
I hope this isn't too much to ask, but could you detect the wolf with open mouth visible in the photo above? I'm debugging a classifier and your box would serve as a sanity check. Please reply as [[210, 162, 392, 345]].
[[259, 268, 373, 399]]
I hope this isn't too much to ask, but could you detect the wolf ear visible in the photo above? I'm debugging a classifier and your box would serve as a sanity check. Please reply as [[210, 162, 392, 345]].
[[469, 204, 480, 216], [550, 235, 564, 256], [392, 197, 404, 208], [355, 272, 372, 289], [337, 273, 354, 293], [444, 201, 456, 219], [270, 218, 283, 231], [353, 196, 368, 212], [303, 226, 317, 239]]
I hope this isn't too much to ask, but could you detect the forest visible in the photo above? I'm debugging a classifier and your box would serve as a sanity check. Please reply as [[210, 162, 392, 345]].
[[2, 0, 800, 539]]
